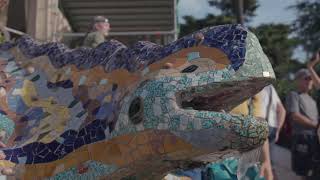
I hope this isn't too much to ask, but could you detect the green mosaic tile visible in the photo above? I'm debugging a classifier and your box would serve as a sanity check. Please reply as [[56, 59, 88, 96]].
[[0, 113, 15, 143]]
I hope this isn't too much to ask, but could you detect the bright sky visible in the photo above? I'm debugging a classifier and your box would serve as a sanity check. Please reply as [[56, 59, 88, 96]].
[[177, 0, 218, 23], [178, 0, 296, 26]]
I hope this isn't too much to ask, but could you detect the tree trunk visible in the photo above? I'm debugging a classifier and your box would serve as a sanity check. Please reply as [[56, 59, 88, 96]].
[[234, 0, 244, 25]]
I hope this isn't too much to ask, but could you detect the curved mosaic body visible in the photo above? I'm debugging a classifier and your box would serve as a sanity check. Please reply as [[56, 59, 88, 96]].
[[0, 24, 275, 179]]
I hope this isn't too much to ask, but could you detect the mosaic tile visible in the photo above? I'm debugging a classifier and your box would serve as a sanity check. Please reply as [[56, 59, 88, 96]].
[[0, 113, 14, 143], [187, 52, 200, 61], [78, 76, 87, 85], [141, 67, 149, 76], [99, 79, 108, 85]]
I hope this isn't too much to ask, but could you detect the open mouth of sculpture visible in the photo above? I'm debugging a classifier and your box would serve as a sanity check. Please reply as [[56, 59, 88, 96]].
[[178, 78, 271, 112]]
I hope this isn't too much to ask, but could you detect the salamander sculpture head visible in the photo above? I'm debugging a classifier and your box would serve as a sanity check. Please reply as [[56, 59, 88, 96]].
[[0, 24, 274, 179]]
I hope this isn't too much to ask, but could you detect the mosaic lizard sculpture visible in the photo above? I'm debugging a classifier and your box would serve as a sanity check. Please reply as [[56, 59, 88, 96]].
[[0, 24, 275, 179]]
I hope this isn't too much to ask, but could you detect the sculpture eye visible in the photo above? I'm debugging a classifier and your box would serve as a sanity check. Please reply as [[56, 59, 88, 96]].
[[129, 97, 143, 124], [181, 65, 198, 73]]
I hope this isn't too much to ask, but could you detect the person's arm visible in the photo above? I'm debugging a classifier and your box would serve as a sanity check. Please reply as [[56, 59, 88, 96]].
[[269, 85, 286, 142], [259, 139, 273, 180], [275, 102, 286, 142], [308, 65, 320, 89], [290, 112, 318, 129], [307, 51, 320, 89]]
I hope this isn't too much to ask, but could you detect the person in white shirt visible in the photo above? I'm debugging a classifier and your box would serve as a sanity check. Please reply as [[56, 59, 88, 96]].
[[259, 85, 286, 143]]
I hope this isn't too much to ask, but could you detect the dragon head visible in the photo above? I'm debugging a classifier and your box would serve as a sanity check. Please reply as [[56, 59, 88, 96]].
[[0, 24, 274, 179], [112, 25, 275, 166]]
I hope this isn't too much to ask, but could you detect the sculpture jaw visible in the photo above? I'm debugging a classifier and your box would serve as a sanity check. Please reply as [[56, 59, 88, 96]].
[[171, 77, 270, 155], [113, 72, 271, 163]]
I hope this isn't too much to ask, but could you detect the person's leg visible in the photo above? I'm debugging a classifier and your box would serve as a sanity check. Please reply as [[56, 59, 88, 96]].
[[268, 127, 279, 179], [307, 135, 320, 179], [268, 127, 277, 143], [291, 134, 311, 178]]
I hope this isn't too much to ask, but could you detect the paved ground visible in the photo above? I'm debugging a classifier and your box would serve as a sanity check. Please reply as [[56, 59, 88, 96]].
[[270, 144, 302, 180]]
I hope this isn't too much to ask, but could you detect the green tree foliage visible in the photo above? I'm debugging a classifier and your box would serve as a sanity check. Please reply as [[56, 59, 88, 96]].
[[272, 60, 304, 101], [291, 1, 320, 53], [251, 24, 299, 78], [251, 24, 303, 101], [208, 0, 259, 22], [179, 0, 259, 37]]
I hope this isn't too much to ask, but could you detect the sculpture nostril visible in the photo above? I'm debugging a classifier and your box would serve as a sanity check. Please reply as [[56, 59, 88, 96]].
[[219, 146, 229, 151], [128, 97, 144, 124], [181, 65, 198, 73]]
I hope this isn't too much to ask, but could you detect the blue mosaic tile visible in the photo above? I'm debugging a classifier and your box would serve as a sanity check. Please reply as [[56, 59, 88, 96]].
[[95, 103, 112, 119], [78, 128, 87, 137], [3, 149, 12, 161], [12, 148, 24, 157], [38, 148, 50, 158], [64, 145, 74, 154], [14, 136, 23, 142], [46, 141, 60, 152], [7, 95, 29, 115], [73, 137, 85, 149], [9, 154, 19, 163], [83, 134, 91, 144], [47, 80, 73, 89], [63, 136, 76, 146], [24, 107, 45, 121]]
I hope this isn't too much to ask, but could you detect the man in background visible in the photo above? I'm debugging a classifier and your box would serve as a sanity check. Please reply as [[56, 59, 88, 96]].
[[82, 15, 110, 48], [286, 68, 320, 179]]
